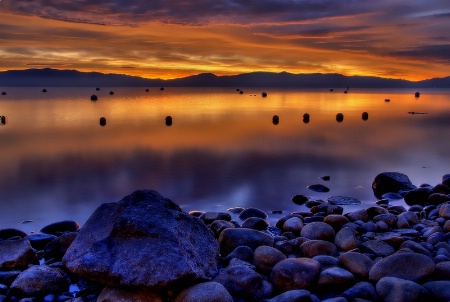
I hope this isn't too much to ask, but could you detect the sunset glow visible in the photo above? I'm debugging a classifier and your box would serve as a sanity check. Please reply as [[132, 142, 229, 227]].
[[1, 1, 450, 81]]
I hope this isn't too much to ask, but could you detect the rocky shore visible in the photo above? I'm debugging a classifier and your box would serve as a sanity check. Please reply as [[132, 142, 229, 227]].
[[2, 172, 450, 301]]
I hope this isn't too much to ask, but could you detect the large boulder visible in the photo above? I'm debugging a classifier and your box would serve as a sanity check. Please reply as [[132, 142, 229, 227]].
[[372, 172, 416, 199], [63, 190, 219, 289]]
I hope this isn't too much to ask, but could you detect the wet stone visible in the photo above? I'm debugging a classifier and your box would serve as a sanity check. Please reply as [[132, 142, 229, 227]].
[[238, 208, 267, 220], [327, 196, 361, 205], [291, 195, 309, 205], [307, 184, 330, 193]]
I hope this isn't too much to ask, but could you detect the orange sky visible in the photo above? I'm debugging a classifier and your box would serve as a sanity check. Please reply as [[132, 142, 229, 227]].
[[1, 1, 450, 81]]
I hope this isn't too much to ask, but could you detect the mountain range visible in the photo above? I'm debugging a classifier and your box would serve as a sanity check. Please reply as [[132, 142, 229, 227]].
[[0, 68, 449, 88]]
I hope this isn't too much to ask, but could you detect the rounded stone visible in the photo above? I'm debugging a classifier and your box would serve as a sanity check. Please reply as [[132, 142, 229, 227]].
[[369, 252, 435, 283], [9, 265, 70, 297], [323, 215, 349, 232], [300, 240, 337, 258], [40, 220, 80, 235], [404, 187, 433, 206], [0, 239, 39, 270], [312, 255, 339, 271], [214, 264, 270, 301], [292, 195, 309, 205], [200, 212, 232, 225], [373, 213, 397, 227], [239, 208, 268, 220], [174, 282, 233, 302], [218, 228, 274, 256], [300, 222, 335, 241], [345, 209, 369, 222], [270, 258, 320, 292], [341, 281, 378, 301], [307, 184, 330, 193], [317, 267, 355, 288], [423, 281, 450, 301], [209, 220, 235, 238], [0, 229, 28, 240], [435, 261, 450, 279], [428, 193, 450, 206], [283, 217, 303, 234], [361, 240, 395, 257], [241, 217, 269, 231], [376, 276, 428, 302], [334, 227, 359, 252], [339, 252, 373, 280], [223, 246, 254, 266], [253, 246, 286, 275], [439, 204, 450, 219], [372, 172, 416, 199]]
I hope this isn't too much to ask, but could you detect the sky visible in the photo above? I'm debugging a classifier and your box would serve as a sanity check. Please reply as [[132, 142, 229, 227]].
[[0, 0, 450, 81]]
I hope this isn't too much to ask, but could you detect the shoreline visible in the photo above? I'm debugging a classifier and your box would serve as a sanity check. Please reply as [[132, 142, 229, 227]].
[[1, 172, 450, 301]]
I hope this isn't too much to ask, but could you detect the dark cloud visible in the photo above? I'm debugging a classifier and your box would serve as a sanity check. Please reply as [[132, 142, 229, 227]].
[[387, 44, 450, 63], [2, 0, 372, 26]]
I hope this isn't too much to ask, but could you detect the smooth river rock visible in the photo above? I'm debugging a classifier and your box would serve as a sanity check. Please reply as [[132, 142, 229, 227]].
[[369, 252, 435, 283]]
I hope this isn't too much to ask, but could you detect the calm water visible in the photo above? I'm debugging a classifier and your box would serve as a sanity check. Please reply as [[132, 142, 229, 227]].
[[1, 87, 450, 232]]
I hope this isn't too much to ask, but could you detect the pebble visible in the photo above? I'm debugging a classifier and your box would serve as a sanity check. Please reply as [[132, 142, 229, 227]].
[[2, 172, 450, 301]]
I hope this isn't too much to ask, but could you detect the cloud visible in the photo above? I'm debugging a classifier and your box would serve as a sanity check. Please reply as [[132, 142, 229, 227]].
[[386, 44, 450, 63], [2, 0, 385, 26]]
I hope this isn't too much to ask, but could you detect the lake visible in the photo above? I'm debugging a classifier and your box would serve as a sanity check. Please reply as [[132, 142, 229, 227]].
[[1, 87, 449, 232]]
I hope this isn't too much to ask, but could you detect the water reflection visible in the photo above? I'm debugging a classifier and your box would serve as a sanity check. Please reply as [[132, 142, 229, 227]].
[[99, 117, 106, 126], [0, 87, 449, 231]]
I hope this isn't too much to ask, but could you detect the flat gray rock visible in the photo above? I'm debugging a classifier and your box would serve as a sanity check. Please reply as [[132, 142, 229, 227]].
[[327, 196, 361, 205]]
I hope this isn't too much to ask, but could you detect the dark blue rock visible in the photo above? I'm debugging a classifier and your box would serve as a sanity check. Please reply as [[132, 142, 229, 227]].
[[307, 184, 330, 193], [327, 196, 361, 205], [292, 194, 309, 205], [404, 187, 433, 206], [238, 208, 267, 220], [372, 172, 416, 199]]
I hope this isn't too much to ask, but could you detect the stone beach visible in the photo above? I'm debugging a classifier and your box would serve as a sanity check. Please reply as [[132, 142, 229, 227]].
[[2, 172, 450, 301]]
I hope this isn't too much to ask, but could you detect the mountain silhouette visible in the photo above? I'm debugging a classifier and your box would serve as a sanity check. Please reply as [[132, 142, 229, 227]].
[[0, 68, 449, 88]]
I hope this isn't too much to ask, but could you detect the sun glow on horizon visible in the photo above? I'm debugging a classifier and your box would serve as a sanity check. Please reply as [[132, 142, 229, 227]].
[[1, 1, 450, 82]]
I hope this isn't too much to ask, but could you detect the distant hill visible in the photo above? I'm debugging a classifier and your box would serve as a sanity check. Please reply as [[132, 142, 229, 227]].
[[0, 68, 449, 88]]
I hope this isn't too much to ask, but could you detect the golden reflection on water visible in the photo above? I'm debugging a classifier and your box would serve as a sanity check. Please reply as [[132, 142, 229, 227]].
[[1, 87, 450, 231]]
